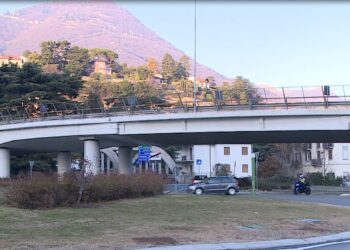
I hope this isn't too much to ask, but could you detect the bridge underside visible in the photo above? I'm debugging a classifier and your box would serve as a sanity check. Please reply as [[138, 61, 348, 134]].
[[3, 130, 350, 153]]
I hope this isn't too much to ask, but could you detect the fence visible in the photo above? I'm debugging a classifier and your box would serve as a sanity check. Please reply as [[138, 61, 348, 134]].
[[1, 85, 350, 124]]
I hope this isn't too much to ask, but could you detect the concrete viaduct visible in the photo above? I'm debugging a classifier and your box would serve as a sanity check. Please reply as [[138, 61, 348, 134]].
[[1, 108, 350, 178]]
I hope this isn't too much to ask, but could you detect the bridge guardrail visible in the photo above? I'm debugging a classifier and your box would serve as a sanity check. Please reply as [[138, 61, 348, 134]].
[[1, 85, 350, 125]]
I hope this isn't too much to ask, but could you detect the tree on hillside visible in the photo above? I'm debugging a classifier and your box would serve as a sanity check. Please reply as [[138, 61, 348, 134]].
[[161, 53, 177, 83], [40, 40, 71, 70], [23, 50, 43, 65], [65, 46, 90, 77], [147, 58, 158, 74], [88, 48, 118, 61], [179, 55, 190, 78], [220, 76, 260, 105], [0, 63, 82, 107]]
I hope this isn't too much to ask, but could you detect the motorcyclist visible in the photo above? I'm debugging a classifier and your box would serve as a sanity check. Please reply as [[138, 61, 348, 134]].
[[298, 174, 306, 189]]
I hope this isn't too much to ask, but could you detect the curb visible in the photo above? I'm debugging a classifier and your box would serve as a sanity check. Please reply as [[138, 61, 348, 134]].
[[136, 231, 350, 250]]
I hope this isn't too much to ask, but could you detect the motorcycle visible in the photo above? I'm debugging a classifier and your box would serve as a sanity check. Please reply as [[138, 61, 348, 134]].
[[293, 181, 311, 195]]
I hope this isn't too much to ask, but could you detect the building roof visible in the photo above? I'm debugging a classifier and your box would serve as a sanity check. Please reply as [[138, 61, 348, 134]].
[[0, 55, 26, 60]]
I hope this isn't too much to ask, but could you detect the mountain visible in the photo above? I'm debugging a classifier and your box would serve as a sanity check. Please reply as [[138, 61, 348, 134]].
[[0, 1, 230, 83]]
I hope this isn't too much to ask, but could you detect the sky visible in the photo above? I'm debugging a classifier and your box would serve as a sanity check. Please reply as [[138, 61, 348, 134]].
[[1, 1, 350, 87]]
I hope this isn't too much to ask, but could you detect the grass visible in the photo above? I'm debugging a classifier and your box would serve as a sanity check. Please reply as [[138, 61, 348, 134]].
[[1, 189, 350, 249]]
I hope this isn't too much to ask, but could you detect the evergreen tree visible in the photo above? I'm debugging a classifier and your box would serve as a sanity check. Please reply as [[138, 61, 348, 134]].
[[161, 53, 177, 82], [40, 40, 71, 70], [0, 63, 82, 107], [65, 46, 90, 77]]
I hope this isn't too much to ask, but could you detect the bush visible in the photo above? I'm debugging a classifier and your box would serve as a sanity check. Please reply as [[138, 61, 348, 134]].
[[307, 172, 343, 186], [6, 172, 164, 209], [6, 173, 59, 209], [0, 178, 12, 187], [258, 175, 294, 191], [235, 177, 251, 189]]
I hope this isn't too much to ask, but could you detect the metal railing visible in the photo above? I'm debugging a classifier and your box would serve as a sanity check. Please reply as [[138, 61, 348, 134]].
[[1, 85, 350, 125]]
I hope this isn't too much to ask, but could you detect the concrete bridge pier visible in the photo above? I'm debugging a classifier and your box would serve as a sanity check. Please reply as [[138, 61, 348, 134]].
[[84, 140, 100, 175], [57, 152, 71, 175], [0, 148, 10, 178], [118, 146, 133, 174]]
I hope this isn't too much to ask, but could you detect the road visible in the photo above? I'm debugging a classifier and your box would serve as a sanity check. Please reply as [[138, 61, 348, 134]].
[[166, 185, 350, 207], [286, 240, 350, 249], [257, 192, 350, 207]]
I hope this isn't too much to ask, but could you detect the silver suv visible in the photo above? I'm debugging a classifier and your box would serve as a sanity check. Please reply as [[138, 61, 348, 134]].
[[187, 176, 239, 195]]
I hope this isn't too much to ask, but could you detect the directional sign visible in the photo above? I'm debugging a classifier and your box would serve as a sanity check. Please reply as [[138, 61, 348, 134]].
[[196, 159, 202, 165], [138, 146, 151, 161]]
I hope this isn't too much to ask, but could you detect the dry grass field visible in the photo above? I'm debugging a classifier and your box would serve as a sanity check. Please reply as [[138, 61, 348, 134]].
[[1, 189, 350, 250]]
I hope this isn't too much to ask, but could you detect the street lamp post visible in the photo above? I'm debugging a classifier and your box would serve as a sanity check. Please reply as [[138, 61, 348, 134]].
[[29, 161, 34, 178]]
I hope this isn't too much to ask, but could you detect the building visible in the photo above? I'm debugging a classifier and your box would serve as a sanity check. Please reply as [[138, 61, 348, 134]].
[[301, 143, 350, 179], [175, 144, 253, 178], [91, 56, 112, 75], [0, 55, 27, 67]]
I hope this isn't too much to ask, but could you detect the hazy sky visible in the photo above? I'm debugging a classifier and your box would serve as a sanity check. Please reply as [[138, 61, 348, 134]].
[[1, 1, 350, 87]]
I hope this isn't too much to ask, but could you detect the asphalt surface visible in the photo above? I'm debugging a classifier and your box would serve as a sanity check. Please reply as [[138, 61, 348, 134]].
[[290, 240, 350, 249], [256, 191, 350, 207], [166, 184, 350, 207]]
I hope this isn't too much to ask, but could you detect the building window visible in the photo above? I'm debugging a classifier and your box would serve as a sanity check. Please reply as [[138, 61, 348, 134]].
[[286, 154, 290, 163], [342, 145, 349, 160], [328, 149, 333, 160], [242, 164, 248, 173], [305, 151, 311, 161], [242, 147, 248, 155], [317, 143, 321, 148], [317, 151, 321, 160], [224, 147, 230, 155]]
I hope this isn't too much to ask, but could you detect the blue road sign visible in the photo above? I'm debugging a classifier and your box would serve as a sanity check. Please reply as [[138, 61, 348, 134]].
[[138, 146, 151, 162], [196, 159, 202, 165]]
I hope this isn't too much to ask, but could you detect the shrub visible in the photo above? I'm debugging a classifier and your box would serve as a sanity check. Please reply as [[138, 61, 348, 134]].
[[6, 173, 59, 209], [82, 173, 164, 203], [0, 178, 12, 187], [307, 172, 343, 186], [6, 172, 164, 209], [258, 175, 294, 191], [235, 177, 251, 189]]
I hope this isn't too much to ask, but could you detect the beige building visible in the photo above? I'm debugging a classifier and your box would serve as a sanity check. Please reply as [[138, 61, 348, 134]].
[[0, 56, 27, 67]]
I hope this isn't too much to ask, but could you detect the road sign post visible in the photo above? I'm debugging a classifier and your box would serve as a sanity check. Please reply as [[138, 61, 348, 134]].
[[29, 161, 35, 178], [251, 154, 256, 197]]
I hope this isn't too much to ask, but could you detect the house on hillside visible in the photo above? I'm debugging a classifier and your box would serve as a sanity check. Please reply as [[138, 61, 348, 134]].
[[91, 56, 112, 76], [153, 73, 167, 84], [0, 55, 27, 67]]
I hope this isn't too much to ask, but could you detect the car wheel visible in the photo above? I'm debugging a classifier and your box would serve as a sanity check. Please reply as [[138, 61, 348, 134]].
[[195, 188, 203, 195], [227, 188, 236, 195]]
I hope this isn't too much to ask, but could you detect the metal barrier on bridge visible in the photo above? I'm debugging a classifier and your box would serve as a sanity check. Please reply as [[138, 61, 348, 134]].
[[1, 85, 350, 124]]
